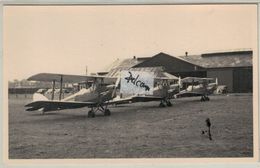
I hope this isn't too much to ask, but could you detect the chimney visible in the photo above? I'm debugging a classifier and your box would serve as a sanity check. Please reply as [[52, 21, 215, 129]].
[[185, 52, 188, 56]]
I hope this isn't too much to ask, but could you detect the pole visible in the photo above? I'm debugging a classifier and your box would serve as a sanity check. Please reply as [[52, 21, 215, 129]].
[[52, 80, 55, 100], [59, 76, 63, 100], [192, 79, 194, 91]]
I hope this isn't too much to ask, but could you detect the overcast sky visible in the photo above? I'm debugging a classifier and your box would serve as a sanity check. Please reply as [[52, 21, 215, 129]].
[[4, 4, 257, 81]]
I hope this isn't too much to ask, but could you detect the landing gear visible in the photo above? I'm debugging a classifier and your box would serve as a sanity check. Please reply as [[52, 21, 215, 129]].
[[159, 99, 172, 107], [201, 95, 210, 102], [104, 109, 111, 116], [88, 110, 95, 118], [87, 105, 111, 118], [159, 101, 166, 107], [166, 100, 172, 107]]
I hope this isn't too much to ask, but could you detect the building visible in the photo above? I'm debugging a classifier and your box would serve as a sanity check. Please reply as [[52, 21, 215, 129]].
[[102, 57, 150, 77], [103, 50, 253, 93], [179, 51, 252, 93]]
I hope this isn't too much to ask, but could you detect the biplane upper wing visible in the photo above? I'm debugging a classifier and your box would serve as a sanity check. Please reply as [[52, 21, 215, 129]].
[[28, 73, 117, 84], [181, 77, 214, 83], [25, 100, 97, 112]]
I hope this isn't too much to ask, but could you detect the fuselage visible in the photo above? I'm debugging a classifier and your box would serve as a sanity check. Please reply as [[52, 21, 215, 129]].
[[176, 82, 218, 97], [61, 82, 179, 103], [62, 84, 114, 103]]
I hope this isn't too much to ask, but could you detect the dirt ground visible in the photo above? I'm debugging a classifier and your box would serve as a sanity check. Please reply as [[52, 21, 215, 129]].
[[8, 94, 253, 159]]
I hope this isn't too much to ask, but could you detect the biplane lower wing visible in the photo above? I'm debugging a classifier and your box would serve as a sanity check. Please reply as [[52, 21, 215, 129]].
[[25, 95, 163, 112], [25, 100, 97, 112], [131, 96, 163, 102], [108, 95, 163, 105], [174, 92, 204, 98]]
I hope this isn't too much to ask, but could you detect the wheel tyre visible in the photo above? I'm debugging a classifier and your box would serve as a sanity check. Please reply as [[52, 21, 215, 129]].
[[104, 109, 111, 116], [88, 111, 95, 118], [91, 112, 95, 118], [159, 102, 166, 107], [166, 101, 172, 107], [206, 97, 210, 101]]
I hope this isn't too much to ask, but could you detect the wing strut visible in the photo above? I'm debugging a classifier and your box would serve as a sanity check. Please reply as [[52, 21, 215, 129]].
[[51, 80, 56, 100], [192, 79, 194, 91], [59, 75, 63, 100]]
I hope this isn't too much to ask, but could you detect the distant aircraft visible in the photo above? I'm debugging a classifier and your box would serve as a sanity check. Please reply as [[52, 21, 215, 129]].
[[174, 77, 218, 101], [25, 72, 180, 117]]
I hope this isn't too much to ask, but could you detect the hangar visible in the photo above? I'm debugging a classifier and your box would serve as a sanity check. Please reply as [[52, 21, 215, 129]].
[[103, 50, 252, 93], [178, 51, 252, 93]]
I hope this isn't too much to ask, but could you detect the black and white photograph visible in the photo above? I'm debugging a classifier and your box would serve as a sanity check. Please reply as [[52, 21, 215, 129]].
[[3, 3, 258, 163]]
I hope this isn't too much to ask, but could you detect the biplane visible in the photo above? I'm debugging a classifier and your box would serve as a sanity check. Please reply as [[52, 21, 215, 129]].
[[174, 77, 218, 101], [25, 72, 180, 117]]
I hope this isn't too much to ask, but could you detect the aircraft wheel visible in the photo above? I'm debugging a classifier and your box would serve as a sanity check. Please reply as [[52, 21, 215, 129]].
[[200, 96, 205, 102], [104, 109, 111, 116], [166, 101, 172, 107], [88, 110, 95, 118], [159, 102, 166, 107], [205, 97, 210, 101]]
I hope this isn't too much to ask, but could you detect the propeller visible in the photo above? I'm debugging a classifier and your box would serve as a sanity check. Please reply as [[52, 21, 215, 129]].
[[112, 77, 121, 98]]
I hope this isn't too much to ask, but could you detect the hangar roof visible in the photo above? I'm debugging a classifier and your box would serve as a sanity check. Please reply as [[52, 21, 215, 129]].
[[133, 52, 205, 72], [103, 50, 252, 76], [107, 66, 178, 79], [103, 57, 150, 72], [130, 67, 178, 80], [105, 57, 151, 77], [178, 51, 252, 68]]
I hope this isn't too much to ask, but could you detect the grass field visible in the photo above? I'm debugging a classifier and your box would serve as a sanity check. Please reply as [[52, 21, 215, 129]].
[[8, 94, 253, 159]]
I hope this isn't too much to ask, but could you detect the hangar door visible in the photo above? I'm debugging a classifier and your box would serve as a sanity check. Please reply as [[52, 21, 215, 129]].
[[233, 67, 252, 93], [207, 69, 233, 92]]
